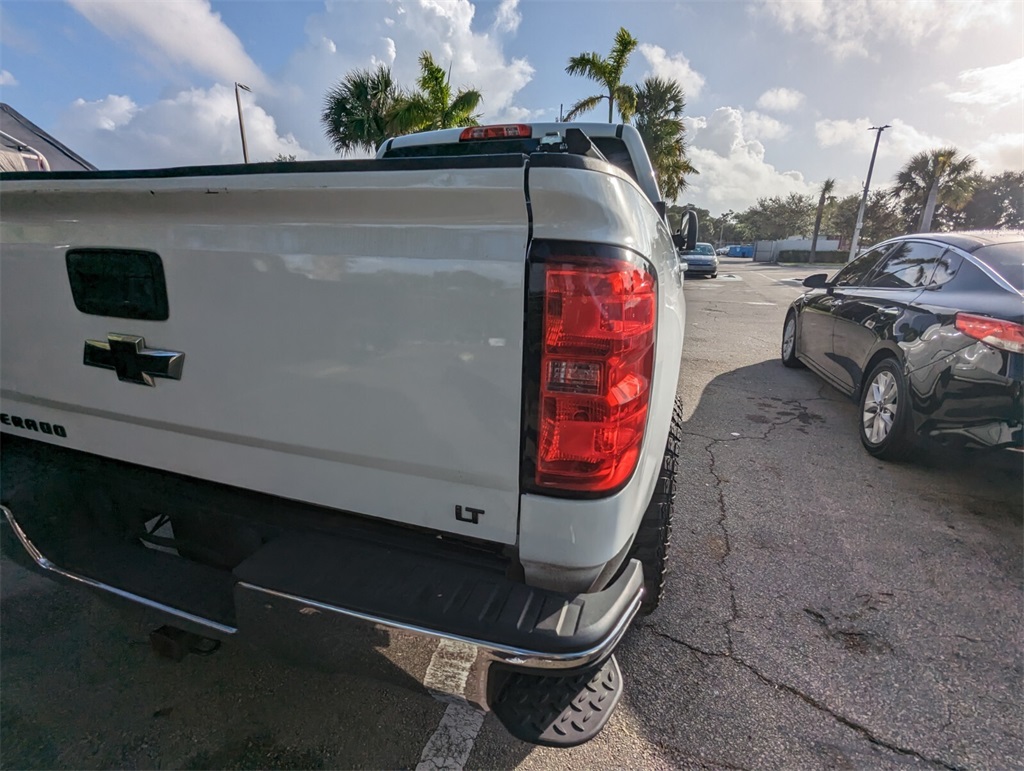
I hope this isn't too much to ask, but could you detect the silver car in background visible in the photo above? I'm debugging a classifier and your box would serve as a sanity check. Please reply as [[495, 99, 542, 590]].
[[680, 242, 719, 278]]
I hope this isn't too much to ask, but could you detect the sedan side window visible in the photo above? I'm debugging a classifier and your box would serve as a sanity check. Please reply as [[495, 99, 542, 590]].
[[866, 242, 947, 289], [832, 246, 889, 287], [928, 250, 962, 287]]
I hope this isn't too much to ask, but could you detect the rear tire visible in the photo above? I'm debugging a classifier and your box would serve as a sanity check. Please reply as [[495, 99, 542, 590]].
[[859, 358, 915, 461], [781, 311, 804, 368], [629, 397, 680, 616]]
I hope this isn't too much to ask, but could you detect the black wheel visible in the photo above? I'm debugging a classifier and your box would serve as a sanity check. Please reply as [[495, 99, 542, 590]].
[[628, 397, 680, 615], [781, 311, 804, 368], [859, 358, 915, 460]]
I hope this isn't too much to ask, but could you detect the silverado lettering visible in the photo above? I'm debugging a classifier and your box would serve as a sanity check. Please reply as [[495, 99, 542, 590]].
[[0, 414, 67, 437]]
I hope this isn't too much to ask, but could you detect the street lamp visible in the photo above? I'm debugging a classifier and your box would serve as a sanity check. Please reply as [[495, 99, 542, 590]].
[[234, 82, 251, 164], [719, 210, 733, 247], [848, 124, 890, 262]]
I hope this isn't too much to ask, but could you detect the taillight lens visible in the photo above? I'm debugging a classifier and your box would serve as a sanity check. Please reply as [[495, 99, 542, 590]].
[[955, 313, 1024, 354], [459, 124, 532, 141], [527, 253, 657, 493]]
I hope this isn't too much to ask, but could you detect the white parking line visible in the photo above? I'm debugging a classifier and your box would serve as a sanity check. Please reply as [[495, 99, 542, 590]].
[[416, 639, 485, 771], [416, 704, 485, 771]]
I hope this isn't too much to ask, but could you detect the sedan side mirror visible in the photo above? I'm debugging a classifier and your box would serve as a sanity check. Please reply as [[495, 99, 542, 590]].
[[802, 273, 830, 289]]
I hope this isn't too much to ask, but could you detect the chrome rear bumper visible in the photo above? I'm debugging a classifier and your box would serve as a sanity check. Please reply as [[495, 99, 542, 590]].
[[1, 503, 643, 710]]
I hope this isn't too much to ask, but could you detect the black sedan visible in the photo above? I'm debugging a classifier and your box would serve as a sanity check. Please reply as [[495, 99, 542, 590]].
[[781, 231, 1023, 460]]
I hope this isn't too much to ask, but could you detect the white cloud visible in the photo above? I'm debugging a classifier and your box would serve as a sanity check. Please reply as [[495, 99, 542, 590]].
[[947, 58, 1024, 105], [56, 86, 311, 169], [743, 111, 790, 141], [0, 70, 17, 86], [814, 117, 947, 161], [270, 0, 535, 156], [371, 37, 397, 67], [973, 133, 1024, 172], [756, 0, 1015, 58], [815, 117, 1022, 177], [53, 1, 535, 164], [756, 87, 804, 112], [638, 44, 705, 99], [492, 0, 522, 33], [682, 107, 812, 212], [495, 105, 552, 123], [68, 0, 267, 89]]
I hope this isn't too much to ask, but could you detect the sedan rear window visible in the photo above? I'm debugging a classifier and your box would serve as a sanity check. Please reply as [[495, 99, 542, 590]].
[[973, 243, 1024, 292]]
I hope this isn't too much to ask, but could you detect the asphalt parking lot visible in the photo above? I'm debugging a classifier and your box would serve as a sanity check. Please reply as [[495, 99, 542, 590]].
[[2, 258, 1021, 769]]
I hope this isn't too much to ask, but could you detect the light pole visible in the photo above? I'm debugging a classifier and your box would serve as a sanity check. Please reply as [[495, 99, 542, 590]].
[[719, 210, 733, 247], [848, 124, 890, 262], [234, 82, 251, 164]]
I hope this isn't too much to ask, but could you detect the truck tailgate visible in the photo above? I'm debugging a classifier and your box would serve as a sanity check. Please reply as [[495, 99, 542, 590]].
[[0, 158, 530, 544]]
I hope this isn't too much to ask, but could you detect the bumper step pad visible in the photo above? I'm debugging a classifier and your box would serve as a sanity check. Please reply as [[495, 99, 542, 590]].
[[492, 655, 623, 747]]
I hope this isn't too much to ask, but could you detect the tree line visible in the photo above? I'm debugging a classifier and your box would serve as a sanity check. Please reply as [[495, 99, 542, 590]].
[[676, 154, 1022, 250], [320, 30, 1019, 241], [320, 27, 695, 200]]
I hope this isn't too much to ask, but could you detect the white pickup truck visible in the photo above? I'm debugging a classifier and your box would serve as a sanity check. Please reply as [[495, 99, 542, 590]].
[[0, 122, 694, 746]]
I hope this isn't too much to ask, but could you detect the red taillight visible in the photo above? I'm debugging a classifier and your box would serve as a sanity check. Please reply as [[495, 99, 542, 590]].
[[459, 124, 532, 141], [533, 256, 657, 492], [955, 313, 1024, 354]]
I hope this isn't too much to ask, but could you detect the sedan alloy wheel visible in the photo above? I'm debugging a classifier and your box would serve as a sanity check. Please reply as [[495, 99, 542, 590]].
[[781, 312, 803, 368], [858, 358, 915, 460], [862, 371, 898, 444]]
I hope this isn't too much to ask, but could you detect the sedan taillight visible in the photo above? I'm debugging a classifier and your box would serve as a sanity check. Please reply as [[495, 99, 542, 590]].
[[955, 313, 1024, 354], [522, 245, 657, 495]]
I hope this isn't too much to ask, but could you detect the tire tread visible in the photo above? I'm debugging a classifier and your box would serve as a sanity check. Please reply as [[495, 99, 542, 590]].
[[628, 397, 681, 615]]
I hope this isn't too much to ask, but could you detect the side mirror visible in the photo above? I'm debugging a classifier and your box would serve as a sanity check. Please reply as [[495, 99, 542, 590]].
[[802, 273, 830, 289], [672, 210, 698, 253]]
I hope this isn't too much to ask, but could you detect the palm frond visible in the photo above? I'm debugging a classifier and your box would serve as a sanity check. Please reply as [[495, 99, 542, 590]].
[[448, 89, 482, 117], [564, 94, 606, 121], [447, 89, 483, 128], [320, 64, 402, 156], [565, 52, 608, 83], [613, 84, 637, 122], [607, 27, 639, 81]]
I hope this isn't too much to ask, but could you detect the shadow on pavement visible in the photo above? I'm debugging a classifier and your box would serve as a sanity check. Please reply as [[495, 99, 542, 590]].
[[615, 359, 1022, 769], [0, 530, 531, 770]]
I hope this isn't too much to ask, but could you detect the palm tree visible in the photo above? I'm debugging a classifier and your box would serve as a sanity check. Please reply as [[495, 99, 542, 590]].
[[392, 51, 483, 133], [809, 177, 836, 262], [892, 147, 977, 232], [632, 76, 697, 200], [321, 64, 404, 156], [564, 27, 639, 123]]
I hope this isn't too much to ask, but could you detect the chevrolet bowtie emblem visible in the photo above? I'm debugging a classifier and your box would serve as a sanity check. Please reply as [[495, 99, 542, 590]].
[[83, 334, 185, 387]]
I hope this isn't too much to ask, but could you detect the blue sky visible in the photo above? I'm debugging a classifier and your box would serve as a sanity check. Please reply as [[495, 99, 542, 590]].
[[1, 0, 1021, 214]]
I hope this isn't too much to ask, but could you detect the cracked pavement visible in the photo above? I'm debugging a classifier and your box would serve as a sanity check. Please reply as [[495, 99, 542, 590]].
[[2, 260, 1021, 769], [619, 262, 1022, 770]]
